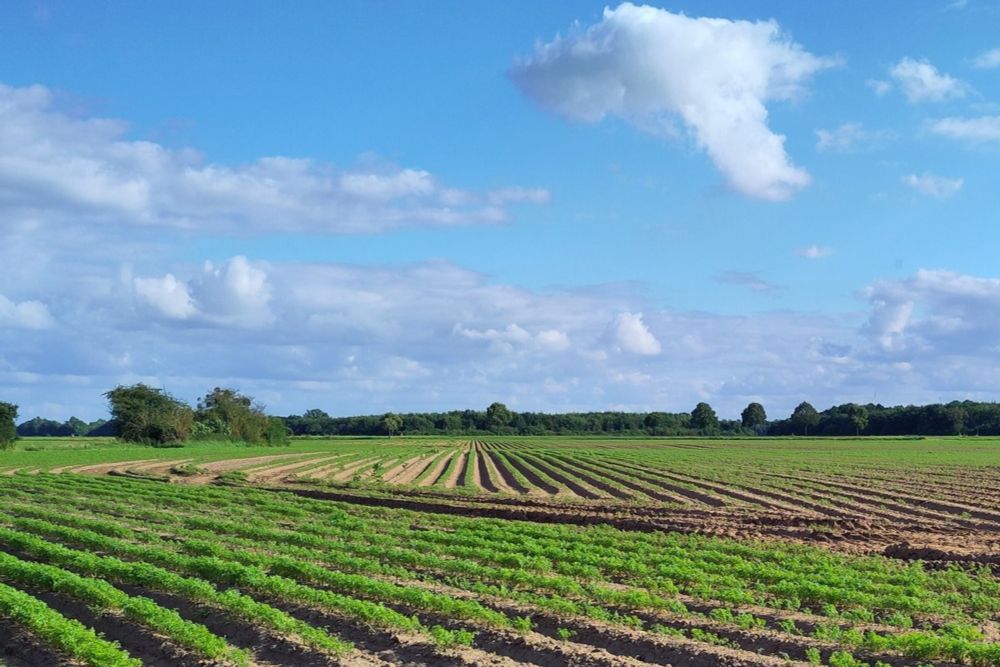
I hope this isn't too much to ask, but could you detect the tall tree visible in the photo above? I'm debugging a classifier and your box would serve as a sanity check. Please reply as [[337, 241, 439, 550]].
[[740, 402, 767, 430], [690, 402, 719, 432], [486, 402, 513, 433], [843, 403, 868, 435], [790, 401, 820, 436], [382, 412, 403, 437], [0, 402, 17, 450]]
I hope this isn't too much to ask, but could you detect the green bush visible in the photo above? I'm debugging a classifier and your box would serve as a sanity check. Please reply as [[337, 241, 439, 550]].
[[0, 402, 16, 450], [104, 385, 193, 445]]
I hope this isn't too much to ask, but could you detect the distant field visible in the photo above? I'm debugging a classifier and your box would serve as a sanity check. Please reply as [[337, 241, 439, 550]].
[[1, 436, 998, 666]]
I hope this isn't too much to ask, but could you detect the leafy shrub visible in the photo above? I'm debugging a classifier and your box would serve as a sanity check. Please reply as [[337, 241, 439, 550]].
[[104, 385, 193, 445], [0, 401, 16, 450]]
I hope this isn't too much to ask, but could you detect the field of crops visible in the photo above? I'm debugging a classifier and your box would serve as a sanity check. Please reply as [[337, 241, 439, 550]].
[[6, 437, 998, 559], [1, 436, 999, 666], [1, 469, 999, 667]]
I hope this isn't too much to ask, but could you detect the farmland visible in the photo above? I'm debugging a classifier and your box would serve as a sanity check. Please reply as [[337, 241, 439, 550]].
[[1, 437, 999, 666]]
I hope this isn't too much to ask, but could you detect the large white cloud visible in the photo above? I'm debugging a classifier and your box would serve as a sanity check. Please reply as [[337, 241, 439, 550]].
[[0, 83, 548, 235], [509, 3, 833, 201], [134, 257, 272, 327], [612, 312, 661, 355]]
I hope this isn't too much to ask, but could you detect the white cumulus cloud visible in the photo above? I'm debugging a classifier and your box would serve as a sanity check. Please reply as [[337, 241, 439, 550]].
[[509, 3, 834, 201], [888, 57, 967, 103], [901, 172, 963, 199], [613, 312, 661, 355], [0, 294, 54, 329], [133, 274, 197, 320], [134, 256, 273, 327]]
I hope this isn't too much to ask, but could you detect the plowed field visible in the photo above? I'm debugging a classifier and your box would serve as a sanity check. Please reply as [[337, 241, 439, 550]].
[[1, 436, 998, 666]]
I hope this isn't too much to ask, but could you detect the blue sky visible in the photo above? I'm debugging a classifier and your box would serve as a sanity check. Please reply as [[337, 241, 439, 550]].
[[2, 1, 1000, 421]]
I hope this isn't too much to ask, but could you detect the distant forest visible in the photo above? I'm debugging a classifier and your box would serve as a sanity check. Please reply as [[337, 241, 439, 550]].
[[281, 400, 1000, 438], [17, 399, 1000, 438]]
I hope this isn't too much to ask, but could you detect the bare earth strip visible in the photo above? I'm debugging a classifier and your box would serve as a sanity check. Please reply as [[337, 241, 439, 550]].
[[443, 451, 468, 489], [296, 455, 370, 480], [481, 450, 526, 494], [389, 455, 442, 486], [200, 453, 312, 473], [55, 459, 157, 475], [248, 455, 344, 482], [380, 454, 431, 484], [416, 452, 456, 488], [332, 457, 382, 482]]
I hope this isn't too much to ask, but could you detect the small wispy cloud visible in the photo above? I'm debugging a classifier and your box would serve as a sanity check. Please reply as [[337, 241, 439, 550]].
[[972, 48, 1000, 69], [815, 122, 891, 152], [795, 245, 834, 260], [714, 271, 785, 296], [929, 115, 1000, 143], [866, 79, 892, 96], [901, 172, 964, 199]]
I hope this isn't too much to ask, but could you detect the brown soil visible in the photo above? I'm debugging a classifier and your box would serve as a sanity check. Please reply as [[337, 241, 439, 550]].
[[519, 454, 604, 499], [115, 585, 347, 667], [248, 455, 343, 482], [128, 458, 195, 475], [332, 457, 381, 482], [442, 450, 468, 489], [381, 455, 432, 484], [201, 453, 310, 473], [481, 449, 527, 494], [0, 616, 76, 667], [390, 455, 441, 486], [533, 453, 634, 500], [493, 452, 560, 495], [57, 459, 156, 475], [293, 455, 360, 481], [30, 590, 204, 667], [416, 452, 455, 487]]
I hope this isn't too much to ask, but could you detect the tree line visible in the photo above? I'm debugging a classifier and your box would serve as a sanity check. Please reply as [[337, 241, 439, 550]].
[[282, 399, 1000, 437], [6, 395, 1000, 447]]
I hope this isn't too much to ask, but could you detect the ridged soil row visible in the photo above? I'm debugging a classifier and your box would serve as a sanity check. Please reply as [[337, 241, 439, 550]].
[[515, 453, 604, 499], [380, 454, 434, 484], [533, 453, 636, 500], [553, 455, 695, 504], [484, 450, 548, 495], [578, 457, 727, 506], [477, 445, 527, 494], [752, 474, 969, 528], [822, 475, 1000, 524], [612, 465, 820, 514], [771, 472, 1000, 527], [248, 455, 346, 482], [656, 470, 861, 519]]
